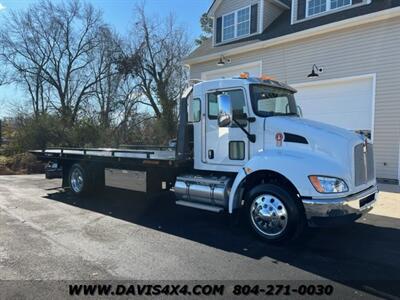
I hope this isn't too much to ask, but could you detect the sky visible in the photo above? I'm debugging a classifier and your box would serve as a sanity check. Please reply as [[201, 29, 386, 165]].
[[0, 0, 213, 118]]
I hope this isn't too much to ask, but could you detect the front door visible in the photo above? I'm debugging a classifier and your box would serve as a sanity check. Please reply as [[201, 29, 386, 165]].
[[205, 88, 249, 166]]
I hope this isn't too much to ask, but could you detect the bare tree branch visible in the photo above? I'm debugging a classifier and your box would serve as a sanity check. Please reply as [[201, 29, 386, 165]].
[[117, 4, 190, 140], [0, 0, 109, 124]]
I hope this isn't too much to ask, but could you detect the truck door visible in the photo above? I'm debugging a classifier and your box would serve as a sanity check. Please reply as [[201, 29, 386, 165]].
[[205, 88, 249, 166]]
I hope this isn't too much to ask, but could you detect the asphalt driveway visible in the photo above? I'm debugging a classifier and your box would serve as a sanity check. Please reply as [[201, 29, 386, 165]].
[[0, 175, 399, 298]]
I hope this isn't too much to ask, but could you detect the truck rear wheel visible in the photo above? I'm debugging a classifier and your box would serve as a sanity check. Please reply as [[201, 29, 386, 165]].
[[68, 163, 92, 196], [245, 183, 305, 243]]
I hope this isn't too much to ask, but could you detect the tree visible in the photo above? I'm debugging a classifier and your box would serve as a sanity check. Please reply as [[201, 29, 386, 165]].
[[118, 5, 191, 141], [0, 0, 192, 150], [195, 13, 213, 46], [0, 73, 7, 86], [16, 68, 51, 117], [91, 27, 124, 128], [0, 0, 110, 124]]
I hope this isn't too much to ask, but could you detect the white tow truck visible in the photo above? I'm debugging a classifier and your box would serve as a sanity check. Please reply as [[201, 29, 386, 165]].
[[32, 75, 378, 243]]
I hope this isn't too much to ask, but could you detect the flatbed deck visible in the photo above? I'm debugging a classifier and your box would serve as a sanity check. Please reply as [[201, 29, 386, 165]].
[[31, 147, 191, 169]]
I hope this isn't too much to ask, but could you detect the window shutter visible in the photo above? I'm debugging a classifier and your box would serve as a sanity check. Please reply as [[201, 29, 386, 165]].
[[216, 16, 222, 44], [250, 4, 259, 34], [297, 0, 306, 20]]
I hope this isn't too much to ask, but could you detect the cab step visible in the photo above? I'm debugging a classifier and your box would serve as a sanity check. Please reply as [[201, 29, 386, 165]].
[[175, 201, 224, 213]]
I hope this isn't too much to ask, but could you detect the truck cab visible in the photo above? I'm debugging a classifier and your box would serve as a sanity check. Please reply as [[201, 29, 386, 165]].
[[175, 75, 378, 242]]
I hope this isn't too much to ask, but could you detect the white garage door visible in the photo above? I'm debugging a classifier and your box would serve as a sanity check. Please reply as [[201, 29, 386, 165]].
[[201, 61, 261, 80], [293, 75, 375, 136]]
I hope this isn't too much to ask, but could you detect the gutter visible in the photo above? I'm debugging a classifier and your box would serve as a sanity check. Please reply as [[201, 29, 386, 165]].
[[184, 6, 400, 65]]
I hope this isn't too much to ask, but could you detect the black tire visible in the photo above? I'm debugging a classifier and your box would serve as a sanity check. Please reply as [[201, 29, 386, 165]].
[[68, 163, 93, 196], [245, 183, 305, 244]]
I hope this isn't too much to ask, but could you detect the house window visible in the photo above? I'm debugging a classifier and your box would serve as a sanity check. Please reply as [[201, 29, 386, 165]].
[[307, 0, 351, 17], [222, 6, 252, 42], [223, 13, 235, 41], [307, 0, 327, 16], [330, 0, 351, 10], [237, 7, 250, 37]]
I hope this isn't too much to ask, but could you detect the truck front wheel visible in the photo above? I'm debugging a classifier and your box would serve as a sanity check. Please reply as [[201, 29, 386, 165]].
[[245, 183, 305, 243], [69, 163, 92, 196]]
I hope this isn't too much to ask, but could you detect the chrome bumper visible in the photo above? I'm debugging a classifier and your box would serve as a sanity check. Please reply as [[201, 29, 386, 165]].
[[302, 185, 378, 226]]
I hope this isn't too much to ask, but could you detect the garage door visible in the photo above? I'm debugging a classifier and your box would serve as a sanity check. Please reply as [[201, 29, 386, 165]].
[[201, 62, 261, 80], [292, 75, 375, 137]]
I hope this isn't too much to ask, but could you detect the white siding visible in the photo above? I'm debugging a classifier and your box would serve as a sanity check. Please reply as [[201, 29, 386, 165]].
[[215, 0, 260, 16], [201, 61, 262, 80], [264, 0, 285, 28], [190, 17, 400, 180]]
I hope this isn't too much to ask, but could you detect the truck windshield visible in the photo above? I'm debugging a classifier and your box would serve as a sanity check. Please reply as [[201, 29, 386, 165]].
[[249, 84, 298, 117]]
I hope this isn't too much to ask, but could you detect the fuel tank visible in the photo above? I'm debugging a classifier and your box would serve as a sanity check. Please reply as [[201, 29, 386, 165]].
[[174, 175, 233, 207]]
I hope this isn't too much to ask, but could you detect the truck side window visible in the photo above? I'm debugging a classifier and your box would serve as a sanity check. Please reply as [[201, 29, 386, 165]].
[[208, 93, 219, 119], [192, 98, 201, 122], [207, 90, 247, 126]]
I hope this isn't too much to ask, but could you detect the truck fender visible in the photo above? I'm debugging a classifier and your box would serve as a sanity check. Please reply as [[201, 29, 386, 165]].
[[228, 150, 347, 213]]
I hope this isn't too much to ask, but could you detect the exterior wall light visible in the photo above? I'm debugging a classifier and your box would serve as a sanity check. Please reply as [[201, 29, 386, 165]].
[[308, 64, 324, 78], [217, 55, 231, 67]]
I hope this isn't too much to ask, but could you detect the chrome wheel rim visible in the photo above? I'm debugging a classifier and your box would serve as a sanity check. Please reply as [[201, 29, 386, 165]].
[[70, 168, 84, 193], [250, 194, 288, 237]]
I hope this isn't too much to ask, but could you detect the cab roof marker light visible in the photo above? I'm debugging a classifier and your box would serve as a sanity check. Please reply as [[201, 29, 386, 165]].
[[260, 74, 275, 81]]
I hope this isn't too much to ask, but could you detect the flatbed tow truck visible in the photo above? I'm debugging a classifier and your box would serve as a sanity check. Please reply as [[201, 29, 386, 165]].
[[32, 75, 378, 243]]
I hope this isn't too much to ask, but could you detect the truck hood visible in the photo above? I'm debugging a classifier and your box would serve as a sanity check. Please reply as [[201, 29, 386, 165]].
[[264, 116, 365, 162]]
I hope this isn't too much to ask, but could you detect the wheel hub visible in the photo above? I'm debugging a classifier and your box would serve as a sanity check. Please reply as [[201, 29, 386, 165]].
[[250, 194, 288, 236], [70, 168, 84, 193]]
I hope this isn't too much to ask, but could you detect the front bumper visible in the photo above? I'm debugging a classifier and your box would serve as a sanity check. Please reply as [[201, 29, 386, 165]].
[[302, 185, 378, 227]]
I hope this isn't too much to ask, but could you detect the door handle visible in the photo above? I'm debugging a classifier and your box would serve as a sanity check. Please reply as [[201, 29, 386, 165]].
[[208, 150, 214, 159]]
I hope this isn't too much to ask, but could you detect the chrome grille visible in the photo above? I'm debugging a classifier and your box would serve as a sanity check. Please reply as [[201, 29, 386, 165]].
[[354, 143, 374, 186]]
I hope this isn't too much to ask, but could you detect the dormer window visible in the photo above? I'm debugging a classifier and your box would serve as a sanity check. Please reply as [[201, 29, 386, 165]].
[[237, 7, 251, 37], [223, 13, 235, 40], [216, 4, 259, 44], [222, 7, 251, 42], [307, 0, 352, 17]]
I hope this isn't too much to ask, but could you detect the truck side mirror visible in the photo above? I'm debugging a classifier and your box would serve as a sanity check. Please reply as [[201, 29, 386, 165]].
[[217, 94, 233, 127]]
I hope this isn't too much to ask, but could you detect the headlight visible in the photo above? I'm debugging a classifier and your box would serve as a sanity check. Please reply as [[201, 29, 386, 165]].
[[309, 176, 349, 193]]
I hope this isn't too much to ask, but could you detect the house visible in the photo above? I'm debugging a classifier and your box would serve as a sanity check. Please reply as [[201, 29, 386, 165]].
[[184, 0, 400, 183]]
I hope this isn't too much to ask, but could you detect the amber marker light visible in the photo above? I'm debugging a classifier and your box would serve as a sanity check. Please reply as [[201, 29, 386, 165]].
[[309, 176, 324, 193], [260, 74, 275, 81], [240, 72, 250, 79]]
